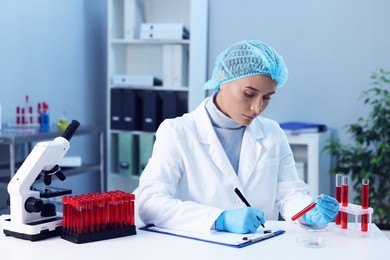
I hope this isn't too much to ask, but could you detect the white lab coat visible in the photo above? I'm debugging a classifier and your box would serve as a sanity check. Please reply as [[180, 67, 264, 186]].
[[135, 97, 313, 234]]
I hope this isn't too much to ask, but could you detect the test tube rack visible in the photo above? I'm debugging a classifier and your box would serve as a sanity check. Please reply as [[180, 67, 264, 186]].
[[61, 190, 136, 244], [337, 202, 374, 235]]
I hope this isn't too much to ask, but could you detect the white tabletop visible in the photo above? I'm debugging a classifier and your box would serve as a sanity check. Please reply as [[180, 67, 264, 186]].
[[1, 215, 389, 260]]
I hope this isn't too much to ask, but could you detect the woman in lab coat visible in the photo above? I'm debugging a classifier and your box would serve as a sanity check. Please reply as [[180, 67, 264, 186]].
[[135, 40, 339, 234]]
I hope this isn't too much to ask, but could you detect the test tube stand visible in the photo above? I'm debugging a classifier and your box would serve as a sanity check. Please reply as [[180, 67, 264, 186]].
[[338, 202, 374, 237], [61, 225, 136, 244]]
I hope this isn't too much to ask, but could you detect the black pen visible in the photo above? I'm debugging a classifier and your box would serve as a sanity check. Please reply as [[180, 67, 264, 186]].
[[234, 188, 265, 228]]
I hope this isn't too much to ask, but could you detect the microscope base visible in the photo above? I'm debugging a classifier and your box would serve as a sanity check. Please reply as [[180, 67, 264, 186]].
[[2, 215, 63, 241]]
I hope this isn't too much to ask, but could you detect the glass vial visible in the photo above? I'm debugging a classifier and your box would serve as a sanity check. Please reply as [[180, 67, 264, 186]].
[[335, 174, 343, 225], [361, 179, 369, 232], [341, 176, 349, 229]]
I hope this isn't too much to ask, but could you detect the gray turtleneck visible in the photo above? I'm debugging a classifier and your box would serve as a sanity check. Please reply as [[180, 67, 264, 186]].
[[205, 93, 246, 174]]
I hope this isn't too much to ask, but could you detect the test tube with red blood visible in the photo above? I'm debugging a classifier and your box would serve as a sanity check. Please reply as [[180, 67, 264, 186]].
[[104, 195, 109, 230], [16, 106, 21, 124], [21, 107, 26, 124], [76, 199, 84, 235], [291, 196, 322, 221], [117, 192, 125, 228], [130, 193, 135, 226], [92, 195, 99, 232], [121, 192, 127, 227], [63, 196, 71, 231], [114, 191, 121, 228], [68, 197, 74, 233], [123, 192, 129, 226], [335, 174, 343, 225], [86, 197, 94, 233], [37, 103, 41, 124], [117, 192, 123, 228], [361, 179, 369, 232], [109, 195, 117, 229], [71, 197, 77, 233], [81, 198, 88, 234], [97, 195, 104, 231], [62, 196, 67, 230], [341, 176, 349, 229]]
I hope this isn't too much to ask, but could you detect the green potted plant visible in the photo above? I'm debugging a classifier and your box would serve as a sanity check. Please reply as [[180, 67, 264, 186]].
[[324, 68, 390, 230]]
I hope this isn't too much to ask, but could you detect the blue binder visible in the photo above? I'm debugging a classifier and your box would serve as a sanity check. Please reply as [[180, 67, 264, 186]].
[[279, 121, 327, 134]]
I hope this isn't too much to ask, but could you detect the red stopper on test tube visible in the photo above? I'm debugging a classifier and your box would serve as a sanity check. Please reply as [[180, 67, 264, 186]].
[[335, 174, 342, 225], [341, 176, 349, 229], [361, 179, 369, 232]]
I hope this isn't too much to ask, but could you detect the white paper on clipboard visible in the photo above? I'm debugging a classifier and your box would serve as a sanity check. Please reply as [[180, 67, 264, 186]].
[[139, 225, 285, 248]]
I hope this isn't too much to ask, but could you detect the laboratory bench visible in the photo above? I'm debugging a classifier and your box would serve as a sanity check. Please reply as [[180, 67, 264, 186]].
[[0, 216, 389, 260], [0, 125, 105, 192]]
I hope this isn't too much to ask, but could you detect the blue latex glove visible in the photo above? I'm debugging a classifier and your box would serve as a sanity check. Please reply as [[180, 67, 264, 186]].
[[303, 194, 339, 225], [215, 208, 265, 234]]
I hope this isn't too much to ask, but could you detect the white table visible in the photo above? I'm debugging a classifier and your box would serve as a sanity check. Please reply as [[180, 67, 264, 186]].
[[1, 215, 389, 260]]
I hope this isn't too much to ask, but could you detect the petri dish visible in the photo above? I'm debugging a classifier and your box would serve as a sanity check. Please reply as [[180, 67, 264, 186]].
[[296, 235, 328, 248]]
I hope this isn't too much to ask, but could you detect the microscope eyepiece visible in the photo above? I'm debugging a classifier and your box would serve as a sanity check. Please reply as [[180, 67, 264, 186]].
[[62, 119, 80, 141]]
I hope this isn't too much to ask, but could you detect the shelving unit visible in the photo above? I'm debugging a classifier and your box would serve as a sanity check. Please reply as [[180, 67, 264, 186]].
[[0, 125, 105, 210], [106, 0, 209, 192], [286, 132, 332, 196]]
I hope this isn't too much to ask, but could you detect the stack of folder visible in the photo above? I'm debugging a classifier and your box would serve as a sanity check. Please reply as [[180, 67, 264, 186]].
[[162, 44, 188, 87], [117, 133, 139, 175], [116, 132, 155, 176], [110, 88, 187, 132]]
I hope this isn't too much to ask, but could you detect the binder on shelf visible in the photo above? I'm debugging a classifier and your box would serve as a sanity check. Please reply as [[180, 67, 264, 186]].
[[124, 0, 144, 39], [111, 88, 142, 131], [118, 133, 139, 175], [279, 121, 327, 135], [122, 89, 142, 130], [163, 44, 189, 88], [112, 75, 163, 87], [138, 134, 155, 175], [110, 88, 123, 130], [162, 91, 187, 119], [140, 23, 190, 40], [142, 90, 162, 132]]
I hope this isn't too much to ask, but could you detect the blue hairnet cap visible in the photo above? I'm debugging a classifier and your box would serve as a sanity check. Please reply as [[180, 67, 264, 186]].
[[204, 40, 288, 90]]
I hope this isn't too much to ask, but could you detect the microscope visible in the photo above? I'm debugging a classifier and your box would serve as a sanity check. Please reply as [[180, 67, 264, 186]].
[[2, 120, 80, 241]]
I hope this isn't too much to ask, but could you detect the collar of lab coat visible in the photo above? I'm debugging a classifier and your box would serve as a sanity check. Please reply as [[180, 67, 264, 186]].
[[192, 97, 265, 187]]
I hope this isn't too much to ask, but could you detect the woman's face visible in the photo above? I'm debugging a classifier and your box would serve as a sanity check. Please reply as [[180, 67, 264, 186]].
[[215, 75, 277, 126]]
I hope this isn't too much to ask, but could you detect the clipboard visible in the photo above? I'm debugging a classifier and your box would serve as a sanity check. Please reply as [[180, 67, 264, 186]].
[[139, 225, 285, 248]]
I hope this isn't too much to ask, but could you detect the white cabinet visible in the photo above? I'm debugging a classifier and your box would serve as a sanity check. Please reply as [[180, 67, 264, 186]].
[[106, 0, 208, 191], [286, 132, 332, 197]]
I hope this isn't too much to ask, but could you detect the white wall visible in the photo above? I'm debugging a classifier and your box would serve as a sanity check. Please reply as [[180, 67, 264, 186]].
[[1, 0, 389, 201], [207, 0, 390, 143], [0, 0, 107, 200]]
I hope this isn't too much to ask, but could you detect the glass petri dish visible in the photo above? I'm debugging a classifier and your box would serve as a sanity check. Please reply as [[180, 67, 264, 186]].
[[296, 235, 328, 248]]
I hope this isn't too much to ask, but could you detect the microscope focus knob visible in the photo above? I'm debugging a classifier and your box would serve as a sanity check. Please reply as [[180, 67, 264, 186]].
[[25, 197, 44, 213]]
